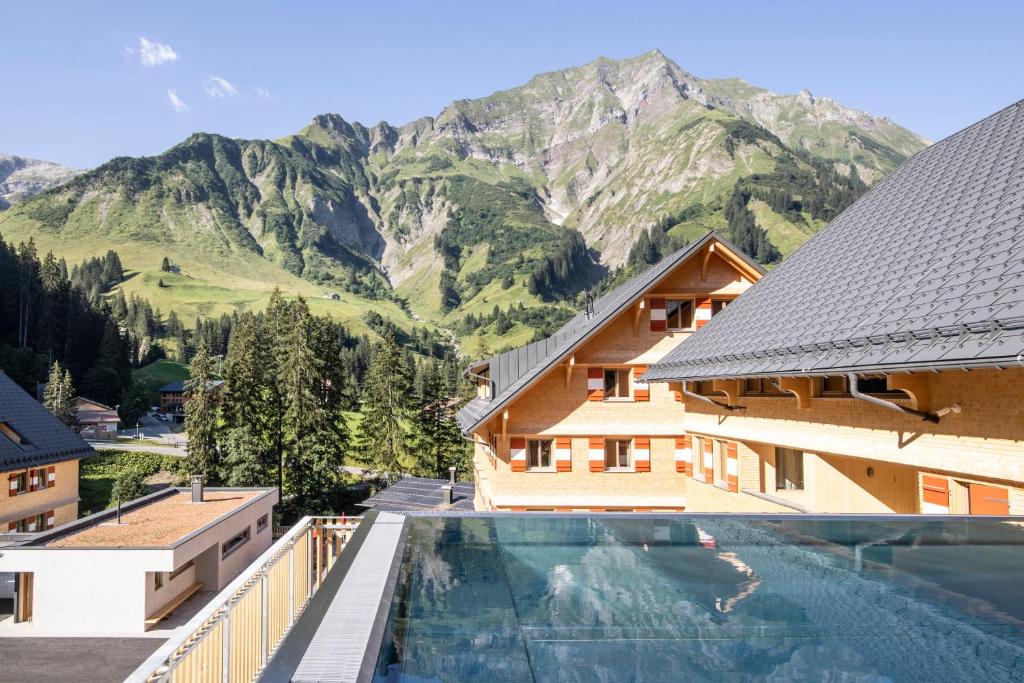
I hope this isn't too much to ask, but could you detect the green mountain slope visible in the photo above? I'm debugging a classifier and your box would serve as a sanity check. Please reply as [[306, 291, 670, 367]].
[[0, 50, 927, 348]]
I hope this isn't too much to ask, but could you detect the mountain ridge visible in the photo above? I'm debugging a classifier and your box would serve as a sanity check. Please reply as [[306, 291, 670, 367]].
[[0, 50, 927, 350]]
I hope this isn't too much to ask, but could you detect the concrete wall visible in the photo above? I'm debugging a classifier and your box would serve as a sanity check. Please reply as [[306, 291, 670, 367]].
[[0, 459, 80, 527]]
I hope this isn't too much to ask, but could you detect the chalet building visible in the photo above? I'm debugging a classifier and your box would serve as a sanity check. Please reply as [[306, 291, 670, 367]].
[[643, 100, 1024, 515], [457, 232, 764, 511], [71, 396, 119, 438], [1, 372, 94, 534], [159, 379, 224, 423]]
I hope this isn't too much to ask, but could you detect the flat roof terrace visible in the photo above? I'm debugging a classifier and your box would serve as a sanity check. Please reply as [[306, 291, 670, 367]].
[[40, 489, 266, 549]]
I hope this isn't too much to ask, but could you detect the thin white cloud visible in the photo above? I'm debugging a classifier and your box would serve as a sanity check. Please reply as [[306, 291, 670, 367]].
[[252, 86, 271, 98], [136, 37, 178, 66], [203, 76, 239, 99], [167, 89, 189, 113]]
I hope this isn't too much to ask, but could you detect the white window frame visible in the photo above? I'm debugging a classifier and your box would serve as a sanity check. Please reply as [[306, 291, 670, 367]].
[[603, 369, 632, 401], [713, 439, 729, 488], [527, 439, 555, 472], [692, 436, 705, 482], [604, 439, 633, 472]]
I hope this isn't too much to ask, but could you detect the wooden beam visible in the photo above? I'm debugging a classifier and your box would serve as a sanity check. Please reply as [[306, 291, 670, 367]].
[[501, 409, 509, 443], [701, 243, 717, 280], [887, 374, 931, 411], [712, 378, 741, 404], [564, 355, 575, 388], [779, 377, 812, 410], [633, 299, 646, 335]]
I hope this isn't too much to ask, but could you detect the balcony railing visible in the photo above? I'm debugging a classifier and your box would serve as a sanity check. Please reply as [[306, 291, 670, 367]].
[[128, 516, 362, 683]]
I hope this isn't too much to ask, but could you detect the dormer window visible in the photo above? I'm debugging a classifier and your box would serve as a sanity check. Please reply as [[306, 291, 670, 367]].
[[0, 421, 25, 446]]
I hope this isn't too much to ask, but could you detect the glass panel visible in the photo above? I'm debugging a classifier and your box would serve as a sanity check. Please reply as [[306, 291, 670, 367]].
[[666, 300, 693, 329], [712, 299, 728, 315], [776, 448, 804, 490], [529, 440, 552, 469], [714, 440, 728, 485], [375, 516, 1024, 682]]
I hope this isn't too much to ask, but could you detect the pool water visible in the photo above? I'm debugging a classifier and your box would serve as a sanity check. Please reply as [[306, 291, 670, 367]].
[[373, 516, 1024, 682]]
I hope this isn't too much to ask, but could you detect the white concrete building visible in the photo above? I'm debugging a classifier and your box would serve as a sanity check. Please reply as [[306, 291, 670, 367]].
[[0, 482, 278, 634]]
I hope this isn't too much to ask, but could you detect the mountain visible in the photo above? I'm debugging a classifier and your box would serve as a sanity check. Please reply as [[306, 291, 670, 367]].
[[0, 50, 927, 350], [0, 154, 82, 209]]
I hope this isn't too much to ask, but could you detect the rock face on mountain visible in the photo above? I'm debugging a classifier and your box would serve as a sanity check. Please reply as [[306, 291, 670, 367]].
[[0, 50, 927, 343], [0, 154, 81, 209]]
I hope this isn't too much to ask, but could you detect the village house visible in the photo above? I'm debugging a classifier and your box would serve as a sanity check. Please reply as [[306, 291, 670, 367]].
[[457, 232, 764, 511], [0, 479, 278, 633], [1, 372, 94, 535], [159, 379, 224, 423], [71, 396, 119, 439], [643, 100, 1024, 515]]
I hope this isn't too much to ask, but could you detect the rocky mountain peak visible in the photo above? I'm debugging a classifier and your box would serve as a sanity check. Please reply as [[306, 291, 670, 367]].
[[0, 154, 82, 209]]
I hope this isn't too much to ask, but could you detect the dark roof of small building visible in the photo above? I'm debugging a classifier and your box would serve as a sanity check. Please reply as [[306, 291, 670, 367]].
[[456, 231, 764, 433], [359, 477, 475, 512], [158, 379, 223, 393], [0, 372, 95, 473], [644, 100, 1024, 383]]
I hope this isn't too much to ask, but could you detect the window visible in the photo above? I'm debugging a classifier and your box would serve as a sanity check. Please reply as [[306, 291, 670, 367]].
[[154, 572, 164, 591], [711, 299, 729, 315], [169, 559, 195, 581], [605, 439, 631, 470], [257, 514, 269, 533], [0, 422, 25, 445], [857, 377, 893, 394], [527, 439, 553, 471], [821, 376, 846, 395], [775, 448, 804, 490], [222, 526, 251, 559], [478, 368, 492, 399], [604, 369, 631, 400], [713, 440, 728, 487], [692, 436, 705, 482], [665, 299, 694, 330], [744, 378, 763, 395], [11, 471, 28, 495]]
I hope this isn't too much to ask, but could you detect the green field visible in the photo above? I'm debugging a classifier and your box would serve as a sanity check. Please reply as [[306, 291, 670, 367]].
[[132, 359, 191, 402], [79, 450, 189, 516]]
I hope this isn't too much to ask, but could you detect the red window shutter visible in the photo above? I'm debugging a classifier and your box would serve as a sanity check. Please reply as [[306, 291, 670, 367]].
[[649, 298, 667, 332], [7, 521, 16, 531], [510, 438, 527, 472], [588, 437, 605, 472], [28, 469, 38, 492], [695, 298, 713, 328], [8, 473, 17, 497], [555, 437, 572, 472], [46, 510, 55, 529], [634, 437, 651, 472], [633, 367, 649, 402], [920, 475, 949, 513], [726, 442, 739, 493], [587, 367, 604, 401], [47, 465, 56, 488]]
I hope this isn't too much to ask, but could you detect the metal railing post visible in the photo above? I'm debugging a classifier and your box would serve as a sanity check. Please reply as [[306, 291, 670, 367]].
[[221, 611, 231, 683], [261, 574, 269, 666]]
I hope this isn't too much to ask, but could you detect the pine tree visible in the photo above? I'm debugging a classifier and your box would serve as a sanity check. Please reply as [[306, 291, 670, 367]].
[[221, 426, 269, 487], [161, 256, 171, 272], [357, 330, 413, 482], [43, 361, 76, 425], [411, 362, 471, 479], [185, 338, 220, 479]]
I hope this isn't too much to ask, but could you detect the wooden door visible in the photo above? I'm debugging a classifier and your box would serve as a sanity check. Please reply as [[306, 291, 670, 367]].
[[16, 573, 32, 623], [969, 484, 1010, 515]]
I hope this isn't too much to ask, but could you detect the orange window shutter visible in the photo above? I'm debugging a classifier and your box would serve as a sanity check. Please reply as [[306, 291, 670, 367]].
[[587, 367, 604, 401], [703, 439, 714, 480], [726, 442, 739, 492], [555, 437, 572, 472], [633, 367, 649, 401], [920, 475, 950, 513], [588, 437, 605, 472], [650, 298, 667, 332], [969, 483, 1010, 516], [634, 437, 651, 472], [675, 436, 692, 474], [695, 298, 713, 328], [510, 437, 527, 472]]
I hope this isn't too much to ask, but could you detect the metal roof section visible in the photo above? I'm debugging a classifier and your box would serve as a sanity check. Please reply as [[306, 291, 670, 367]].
[[290, 512, 406, 683], [456, 231, 765, 433], [0, 371, 94, 473], [359, 476, 475, 512], [644, 99, 1024, 383]]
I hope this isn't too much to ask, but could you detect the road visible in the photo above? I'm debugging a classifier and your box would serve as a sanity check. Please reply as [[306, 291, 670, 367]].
[[87, 441, 188, 456]]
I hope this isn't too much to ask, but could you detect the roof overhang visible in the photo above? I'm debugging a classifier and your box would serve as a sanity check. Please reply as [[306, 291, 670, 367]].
[[462, 231, 765, 434]]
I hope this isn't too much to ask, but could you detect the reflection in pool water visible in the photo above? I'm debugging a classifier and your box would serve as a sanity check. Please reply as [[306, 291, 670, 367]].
[[374, 516, 1024, 682]]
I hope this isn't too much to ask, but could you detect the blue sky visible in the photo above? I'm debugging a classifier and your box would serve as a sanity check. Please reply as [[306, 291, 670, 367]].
[[3, 1, 1022, 168]]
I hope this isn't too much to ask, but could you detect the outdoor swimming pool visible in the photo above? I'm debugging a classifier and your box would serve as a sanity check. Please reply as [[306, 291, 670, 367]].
[[372, 515, 1024, 682]]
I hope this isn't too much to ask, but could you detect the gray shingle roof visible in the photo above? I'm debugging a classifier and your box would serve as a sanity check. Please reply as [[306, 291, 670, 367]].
[[457, 232, 764, 433], [359, 477, 475, 512], [0, 372, 95, 473], [644, 100, 1024, 383]]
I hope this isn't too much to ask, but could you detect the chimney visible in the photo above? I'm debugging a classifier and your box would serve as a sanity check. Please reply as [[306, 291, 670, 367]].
[[191, 475, 204, 503], [441, 484, 453, 506], [448, 467, 456, 485]]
